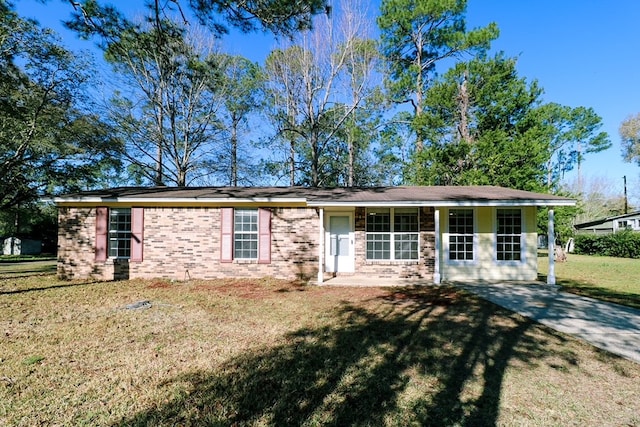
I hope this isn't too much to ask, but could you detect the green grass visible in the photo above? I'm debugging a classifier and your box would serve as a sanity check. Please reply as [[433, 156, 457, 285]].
[[1, 275, 639, 426], [0, 258, 56, 279], [539, 252, 640, 309], [0, 255, 56, 262]]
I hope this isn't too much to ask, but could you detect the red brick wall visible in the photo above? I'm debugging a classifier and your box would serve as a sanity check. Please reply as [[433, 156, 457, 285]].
[[57, 207, 115, 279], [57, 206, 320, 281], [58, 205, 435, 282]]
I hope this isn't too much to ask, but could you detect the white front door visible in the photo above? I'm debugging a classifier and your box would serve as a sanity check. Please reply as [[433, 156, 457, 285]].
[[325, 213, 354, 273]]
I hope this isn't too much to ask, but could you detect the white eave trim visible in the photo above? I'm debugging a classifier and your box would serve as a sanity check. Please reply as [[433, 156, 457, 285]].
[[53, 197, 308, 205], [54, 196, 575, 207], [307, 199, 576, 207]]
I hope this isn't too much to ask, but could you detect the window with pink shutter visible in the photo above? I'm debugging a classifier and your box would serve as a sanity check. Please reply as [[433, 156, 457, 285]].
[[95, 207, 108, 261], [130, 207, 144, 262], [220, 207, 234, 262], [221, 208, 271, 263], [258, 208, 271, 264]]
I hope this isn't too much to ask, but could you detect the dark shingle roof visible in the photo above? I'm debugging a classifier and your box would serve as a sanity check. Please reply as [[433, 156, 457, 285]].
[[54, 185, 575, 207]]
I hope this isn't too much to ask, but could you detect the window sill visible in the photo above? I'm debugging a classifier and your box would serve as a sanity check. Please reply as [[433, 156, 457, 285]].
[[234, 258, 258, 264], [446, 260, 478, 266], [495, 259, 525, 266], [365, 260, 420, 265]]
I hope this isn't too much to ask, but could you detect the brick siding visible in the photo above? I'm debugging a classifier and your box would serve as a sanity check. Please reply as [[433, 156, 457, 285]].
[[58, 205, 436, 282], [58, 206, 320, 281]]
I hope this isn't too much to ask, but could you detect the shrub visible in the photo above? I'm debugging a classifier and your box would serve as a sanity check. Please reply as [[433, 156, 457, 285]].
[[574, 230, 640, 258]]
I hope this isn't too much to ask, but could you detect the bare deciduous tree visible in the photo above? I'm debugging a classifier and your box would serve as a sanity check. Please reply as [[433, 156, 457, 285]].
[[264, 0, 380, 186], [105, 17, 228, 186]]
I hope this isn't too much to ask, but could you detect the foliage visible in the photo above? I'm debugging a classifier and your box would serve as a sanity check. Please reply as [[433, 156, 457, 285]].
[[407, 54, 609, 194], [574, 230, 640, 259], [619, 112, 640, 167], [65, 0, 328, 39], [215, 55, 265, 186], [372, 116, 415, 185], [378, 0, 498, 150], [63, 0, 330, 187], [0, 3, 120, 209], [187, 0, 328, 36], [263, 1, 382, 186], [408, 54, 547, 191], [566, 176, 633, 224], [536, 204, 579, 245], [537, 103, 609, 186], [103, 12, 232, 186], [0, 202, 58, 252]]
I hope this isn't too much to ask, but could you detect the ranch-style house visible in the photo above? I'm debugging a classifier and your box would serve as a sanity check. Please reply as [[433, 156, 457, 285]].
[[54, 186, 575, 285]]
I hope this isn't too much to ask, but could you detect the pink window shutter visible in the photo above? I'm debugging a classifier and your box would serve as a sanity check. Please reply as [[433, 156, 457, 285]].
[[130, 207, 144, 262], [95, 207, 108, 262], [258, 208, 271, 264], [220, 207, 234, 263]]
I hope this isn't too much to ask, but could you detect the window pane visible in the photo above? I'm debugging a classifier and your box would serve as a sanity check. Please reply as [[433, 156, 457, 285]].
[[497, 209, 522, 261], [366, 233, 390, 259], [394, 233, 418, 259], [366, 208, 419, 261], [449, 209, 474, 261], [394, 208, 418, 232], [234, 209, 258, 259], [366, 209, 390, 232], [108, 208, 131, 258]]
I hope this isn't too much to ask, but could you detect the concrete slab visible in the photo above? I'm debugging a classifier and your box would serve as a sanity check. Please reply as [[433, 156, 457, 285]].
[[453, 282, 640, 364], [320, 276, 430, 287]]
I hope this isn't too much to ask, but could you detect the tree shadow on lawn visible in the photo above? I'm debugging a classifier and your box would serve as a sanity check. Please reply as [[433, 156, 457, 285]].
[[0, 262, 57, 279], [116, 287, 572, 426], [0, 278, 104, 295]]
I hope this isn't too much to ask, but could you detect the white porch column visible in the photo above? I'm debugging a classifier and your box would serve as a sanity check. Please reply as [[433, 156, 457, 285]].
[[547, 208, 556, 285], [317, 208, 324, 285], [434, 208, 441, 284]]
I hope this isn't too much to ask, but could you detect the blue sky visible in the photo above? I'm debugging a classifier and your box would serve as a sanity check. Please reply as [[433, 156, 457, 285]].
[[16, 0, 640, 201]]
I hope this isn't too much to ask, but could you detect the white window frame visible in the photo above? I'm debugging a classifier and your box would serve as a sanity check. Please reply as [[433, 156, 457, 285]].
[[234, 208, 258, 260], [365, 207, 420, 261], [108, 208, 131, 259], [495, 208, 525, 264], [445, 208, 477, 264], [617, 220, 631, 231]]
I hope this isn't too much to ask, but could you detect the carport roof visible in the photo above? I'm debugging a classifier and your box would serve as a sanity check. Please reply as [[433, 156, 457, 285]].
[[54, 185, 575, 207]]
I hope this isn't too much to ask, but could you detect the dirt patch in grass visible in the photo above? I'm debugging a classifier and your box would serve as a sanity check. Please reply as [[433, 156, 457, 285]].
[[1, 274, 639, 426]]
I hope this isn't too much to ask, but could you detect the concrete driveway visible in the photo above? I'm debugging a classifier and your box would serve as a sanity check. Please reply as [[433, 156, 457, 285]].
[[454, 282, 640, 364]]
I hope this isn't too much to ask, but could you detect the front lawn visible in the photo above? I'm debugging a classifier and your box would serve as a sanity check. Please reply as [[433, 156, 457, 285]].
[[1, 275, 638, 426], [0, 258, 56, 278], [539, 252, 640, 309]]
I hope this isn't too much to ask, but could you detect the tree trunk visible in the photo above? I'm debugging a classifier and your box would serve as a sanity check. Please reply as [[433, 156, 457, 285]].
[[348, 126, 355, 187], [289, 135, 295, 186], [347, 95, 358, 187], [155, 134, 163, 185], [310, 132, 319, 187], [415, 80, 424, 152], [457, 69, 471, 143], [231, 120, 238, 186]]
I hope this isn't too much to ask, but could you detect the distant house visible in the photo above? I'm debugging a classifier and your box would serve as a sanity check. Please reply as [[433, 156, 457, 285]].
[[2, 237, 42, 255], [53, 186, 575, 285], [574, 211, 640, 235]]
